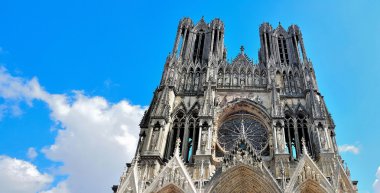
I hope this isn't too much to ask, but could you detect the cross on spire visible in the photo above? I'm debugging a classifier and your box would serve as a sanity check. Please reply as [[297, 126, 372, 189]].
[[240, 45, 245, 54]]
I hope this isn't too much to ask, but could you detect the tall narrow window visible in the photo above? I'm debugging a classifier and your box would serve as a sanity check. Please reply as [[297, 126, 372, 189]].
[[283, 38, 289, 64], [278, 37, 284, 64], [199, 33, 205, 61], [165, 111, 185, 159], [285, 114, 296, 160], [193, 34, 200, 62], [266, 32, 271, 57], [297, 113, 311, 155], [296, 35, 304, 63], [213, 29, 218, 54], [182, 30, 189, 59], [176, 28, 184, 58]]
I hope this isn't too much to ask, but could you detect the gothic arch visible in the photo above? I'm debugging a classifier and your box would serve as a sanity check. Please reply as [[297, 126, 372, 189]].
[[207, 165, 281, 193], [216, 99, 271, 129], [294, 179, 329, 193], [155, 183, 186, 193], [171, 102, 187, 116]]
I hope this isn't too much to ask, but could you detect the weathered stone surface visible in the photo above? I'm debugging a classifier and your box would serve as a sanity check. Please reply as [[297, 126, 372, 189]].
[[114, 17, 358, 193]]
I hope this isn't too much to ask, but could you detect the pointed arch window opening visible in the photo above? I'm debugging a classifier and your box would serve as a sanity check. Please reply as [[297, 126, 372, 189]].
[[164, 110, 200, 163], [266, 32, 271, 57], [213, 29, 218, 54], [193, 30, 206, 63], [296, 35, 304, 64], [176, 28, 185, 58]]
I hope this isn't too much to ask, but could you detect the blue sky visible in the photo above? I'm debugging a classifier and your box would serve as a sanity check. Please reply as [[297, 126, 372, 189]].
[[0, 0, 380, 192]]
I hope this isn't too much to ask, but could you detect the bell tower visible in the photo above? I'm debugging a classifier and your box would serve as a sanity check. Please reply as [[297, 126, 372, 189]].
[[113, 17, 358, 193]]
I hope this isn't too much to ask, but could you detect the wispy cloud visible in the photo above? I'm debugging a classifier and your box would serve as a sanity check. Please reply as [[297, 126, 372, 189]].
[[338, 144, 360, 154], [374, 167, 380, 193]]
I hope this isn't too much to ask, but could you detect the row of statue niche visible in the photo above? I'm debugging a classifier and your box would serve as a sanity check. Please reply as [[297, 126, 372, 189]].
[[214, 95, 263, 107], [178, 70, 206, 92], [217, 72, 267, 87]]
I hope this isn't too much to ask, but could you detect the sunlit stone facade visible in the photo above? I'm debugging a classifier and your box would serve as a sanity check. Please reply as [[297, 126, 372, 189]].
[[113, 17, 358, 193]]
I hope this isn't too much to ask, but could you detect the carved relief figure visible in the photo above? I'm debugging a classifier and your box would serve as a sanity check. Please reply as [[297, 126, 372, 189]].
[[277, 126, 285, 153]]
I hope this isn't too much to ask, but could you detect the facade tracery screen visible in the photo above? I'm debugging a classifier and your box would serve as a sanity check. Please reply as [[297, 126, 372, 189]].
[[217, 112, 268, 154]]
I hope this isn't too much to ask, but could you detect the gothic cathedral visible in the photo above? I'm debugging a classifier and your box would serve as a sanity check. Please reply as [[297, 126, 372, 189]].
[[113, 17, 358, 193]]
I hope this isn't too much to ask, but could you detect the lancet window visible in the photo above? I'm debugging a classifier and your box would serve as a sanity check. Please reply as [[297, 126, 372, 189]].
[[284, 111, 311, 160], [164, 110, 185, 160], [164, 109, 200, 163]]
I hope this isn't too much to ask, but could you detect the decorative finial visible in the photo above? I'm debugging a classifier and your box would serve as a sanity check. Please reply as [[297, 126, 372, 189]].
[[301, 137, 308, 155], [174, 137, 181, 156], [279, 21, 282, 26], [201, 16, 205, 21], [240, 45, 245, 54]]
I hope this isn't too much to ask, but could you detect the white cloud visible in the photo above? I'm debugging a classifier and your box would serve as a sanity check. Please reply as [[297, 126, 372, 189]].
[[0, 155, 53, 193], [374, 167, 380, 193], [338, 144, 360, 154], [40, 182, 69, 193], [0, 66, 146, 193], [27, 147, 38, 160]]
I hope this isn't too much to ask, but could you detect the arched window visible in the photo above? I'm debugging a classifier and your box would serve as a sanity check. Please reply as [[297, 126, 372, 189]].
[[284, 113, 296, 160], [296, 113, 311, 155], [164, 110, 185, 160], [183, 110, 199, 163], [278, 35, 289, 65]]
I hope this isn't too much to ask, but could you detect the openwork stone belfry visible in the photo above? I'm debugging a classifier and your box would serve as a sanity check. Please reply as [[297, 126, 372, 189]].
[[113, 17, 358, 193]]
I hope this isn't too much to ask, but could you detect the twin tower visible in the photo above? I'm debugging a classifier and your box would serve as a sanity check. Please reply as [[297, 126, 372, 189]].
[[113, 17, 358, 193]]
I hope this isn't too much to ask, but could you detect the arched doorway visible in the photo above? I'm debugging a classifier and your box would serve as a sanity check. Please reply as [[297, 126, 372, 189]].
[[295, 179, 328, 193], [156, 183, 185, 193], [208, 165, 281, 193]]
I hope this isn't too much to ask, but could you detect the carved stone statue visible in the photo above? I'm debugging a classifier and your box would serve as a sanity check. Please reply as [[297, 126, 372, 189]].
[[277, 127, 285, 153], [150, 128, 159, 151], [319, 127, 327, 150]]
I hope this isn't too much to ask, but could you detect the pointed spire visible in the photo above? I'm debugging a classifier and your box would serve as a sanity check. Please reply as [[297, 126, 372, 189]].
[[174, 137, 181, 157]]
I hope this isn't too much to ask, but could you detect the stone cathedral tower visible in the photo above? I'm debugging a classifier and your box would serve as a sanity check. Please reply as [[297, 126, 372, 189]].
[[113, 17, 358, 193]]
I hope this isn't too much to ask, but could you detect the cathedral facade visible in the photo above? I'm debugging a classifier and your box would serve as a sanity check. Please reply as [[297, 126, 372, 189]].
[[113, 17, 358, 193]]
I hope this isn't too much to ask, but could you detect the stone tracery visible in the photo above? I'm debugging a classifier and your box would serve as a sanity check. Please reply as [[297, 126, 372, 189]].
[[114, 18, 358, 193]]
